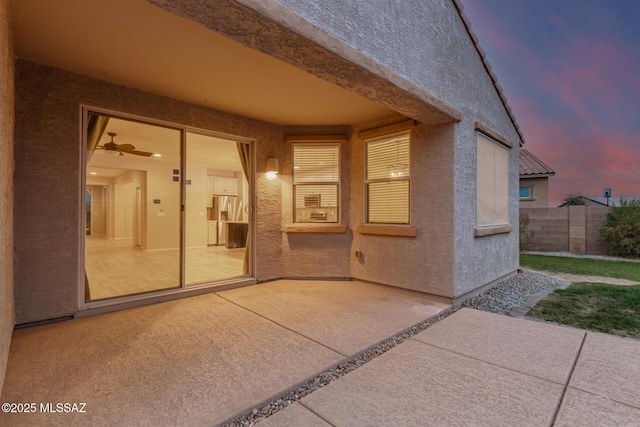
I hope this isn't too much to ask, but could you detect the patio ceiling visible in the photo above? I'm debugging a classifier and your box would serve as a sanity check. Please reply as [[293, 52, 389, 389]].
[[10, 0, 394, 126]]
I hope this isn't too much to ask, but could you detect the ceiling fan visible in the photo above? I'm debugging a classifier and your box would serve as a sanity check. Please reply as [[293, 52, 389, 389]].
[[97, 132, 153, 157]]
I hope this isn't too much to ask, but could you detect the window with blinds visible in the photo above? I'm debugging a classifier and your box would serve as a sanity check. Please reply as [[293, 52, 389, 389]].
[[293, 144, 340, 223], [477, 132, 509, 226], [365, 132, 410, 224]]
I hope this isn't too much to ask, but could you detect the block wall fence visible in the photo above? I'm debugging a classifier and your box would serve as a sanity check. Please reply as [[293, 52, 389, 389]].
[[520, 206, 611, 255]]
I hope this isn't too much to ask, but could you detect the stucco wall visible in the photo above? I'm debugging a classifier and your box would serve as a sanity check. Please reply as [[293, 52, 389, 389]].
[[13, 60, 295, 324], [280, 125, 352, 278], [350, 120, 455, 296], [519, 177, 550, 208], [0, 0, 15, 393], [14, 0, 524, 324], [230, 0, 520, 297], [453, 120, 520, 299]]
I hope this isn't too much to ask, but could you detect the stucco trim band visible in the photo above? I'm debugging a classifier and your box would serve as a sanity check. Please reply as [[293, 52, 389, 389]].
[[147, 0, 462, 125], [474, 121, 513, 148], [357, 225, 417, 237], [473, 224, 513, 237], [359, 119, 415, 140], [284, 224, 348, 233], [285, 134, 347, 143]]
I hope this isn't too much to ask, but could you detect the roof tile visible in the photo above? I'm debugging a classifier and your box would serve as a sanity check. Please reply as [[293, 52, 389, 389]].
[[519, 148, 555, 176]]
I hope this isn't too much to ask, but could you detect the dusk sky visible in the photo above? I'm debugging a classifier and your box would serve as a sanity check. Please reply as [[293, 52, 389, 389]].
[[461, 0, 640, 206]]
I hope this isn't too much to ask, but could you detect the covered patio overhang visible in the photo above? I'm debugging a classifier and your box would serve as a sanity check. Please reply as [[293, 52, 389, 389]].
[[11, 0, 461, 128]]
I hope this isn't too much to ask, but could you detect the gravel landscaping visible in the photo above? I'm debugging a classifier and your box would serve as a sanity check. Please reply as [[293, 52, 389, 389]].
[[460, 270, 562, 315], [223, 270, 560, 427]]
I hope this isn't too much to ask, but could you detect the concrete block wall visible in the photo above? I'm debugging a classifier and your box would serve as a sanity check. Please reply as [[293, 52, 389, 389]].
[[520, 207, 611, 255], [569, 206, 586, 254], [586, 207, 611, 255], [520, 208, 569, 252]]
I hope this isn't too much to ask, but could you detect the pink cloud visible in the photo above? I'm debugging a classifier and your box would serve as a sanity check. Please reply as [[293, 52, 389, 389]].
[[463, 1, 640, 205]]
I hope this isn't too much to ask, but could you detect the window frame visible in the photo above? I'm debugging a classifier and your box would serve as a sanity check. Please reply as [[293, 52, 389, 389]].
[[364, 130, 411, 226], [519, 185, 533, 200], [476, 131, 510, 228], [291, 142, 341, 224]]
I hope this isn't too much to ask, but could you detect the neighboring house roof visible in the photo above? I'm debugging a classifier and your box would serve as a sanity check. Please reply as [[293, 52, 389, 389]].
[[519, 148, 555, 177], [560, 196, 640, 207], [452, 0, 524, 146]]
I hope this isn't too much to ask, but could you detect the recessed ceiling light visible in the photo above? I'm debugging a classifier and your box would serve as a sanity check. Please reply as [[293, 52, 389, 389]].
[[153, 153, 162, 157], [90, 172, 97, 175]]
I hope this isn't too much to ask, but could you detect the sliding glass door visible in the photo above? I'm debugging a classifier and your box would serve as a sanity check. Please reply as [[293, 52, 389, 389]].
[[83, 110, 253, 303], [184, 131, 251, 285]]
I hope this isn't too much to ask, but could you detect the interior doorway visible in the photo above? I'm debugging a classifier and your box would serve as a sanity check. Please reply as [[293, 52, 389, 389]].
[[85, 189, 91, 236], [83, 110, 254, 303], [134, 186, 142, 247]]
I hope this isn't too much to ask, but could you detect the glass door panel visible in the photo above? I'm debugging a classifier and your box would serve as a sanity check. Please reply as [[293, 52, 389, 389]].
[[85, 114, 182, 301], [185, 132, 251, 285]]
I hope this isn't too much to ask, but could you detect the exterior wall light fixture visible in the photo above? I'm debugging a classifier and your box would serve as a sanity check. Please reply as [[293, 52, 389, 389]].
[[266, 157, 279, 179]]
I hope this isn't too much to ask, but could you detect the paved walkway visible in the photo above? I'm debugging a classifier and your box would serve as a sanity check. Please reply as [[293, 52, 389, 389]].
[[0, 279, 450, 426], [526, 268, 640, 286], [261, 309, 640, 426], [2, 280, 639, 426]]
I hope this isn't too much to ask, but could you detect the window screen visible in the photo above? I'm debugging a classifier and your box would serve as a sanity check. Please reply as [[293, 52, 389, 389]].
[[365, 132, 410, 224], [477, 133, 509, 226], [293, 144, 340, 223]]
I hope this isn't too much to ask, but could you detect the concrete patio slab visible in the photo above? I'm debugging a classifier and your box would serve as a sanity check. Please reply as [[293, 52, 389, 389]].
[[554, 388, 640, 427], [258, 402, 330, 427], [0, 292, 343, 427], [219, 279, 450, 356], [569, 332, 640, 408], [300, 338, 564, 427], [413, 307, 585, 384]]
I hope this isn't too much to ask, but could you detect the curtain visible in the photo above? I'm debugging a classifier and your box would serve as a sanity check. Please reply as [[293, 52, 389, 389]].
[[84, 113, 109, 302], [86, 113, 109, 165], [236, 142, 251, 275]]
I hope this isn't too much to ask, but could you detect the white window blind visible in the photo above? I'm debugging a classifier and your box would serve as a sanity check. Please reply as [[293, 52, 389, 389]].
[[365, 132, 410, 224], [477, 133, 509, 226], [293, 144, 340, 223]]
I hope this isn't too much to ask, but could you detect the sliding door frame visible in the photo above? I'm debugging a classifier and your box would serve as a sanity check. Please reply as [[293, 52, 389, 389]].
[[78, 105, 257, 315]]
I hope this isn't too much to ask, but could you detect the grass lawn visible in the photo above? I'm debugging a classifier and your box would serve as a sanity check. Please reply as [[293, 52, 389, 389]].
[[520, 254, 640, 282], [527, 282, 640, 338]]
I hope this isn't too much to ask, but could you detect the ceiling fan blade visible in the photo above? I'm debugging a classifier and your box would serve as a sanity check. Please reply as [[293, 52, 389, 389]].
[[125, 149, 154, 157]]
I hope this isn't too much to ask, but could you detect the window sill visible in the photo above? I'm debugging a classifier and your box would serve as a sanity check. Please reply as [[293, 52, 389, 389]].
[[357, 225, 417, 237], [284, 224, 348, 234], [474, 224, 513, 237]]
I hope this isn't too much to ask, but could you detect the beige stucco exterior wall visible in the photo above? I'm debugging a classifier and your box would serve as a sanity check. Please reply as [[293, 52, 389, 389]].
[[519, 177, 550, 208], [0, 0, 15, 393], [279, 125, 352, 278], [12, 0, 524, 324], [148, 0, 520, 298], [13, 60, 304, 324], [350, 120, 455, 296]]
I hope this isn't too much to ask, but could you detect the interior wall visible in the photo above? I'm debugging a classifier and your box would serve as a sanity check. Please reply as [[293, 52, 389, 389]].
[[0, 0, 15, 394], [13, 60, 284, 324], [185, 163, 208, 248], [87, 185, 105, 236]]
